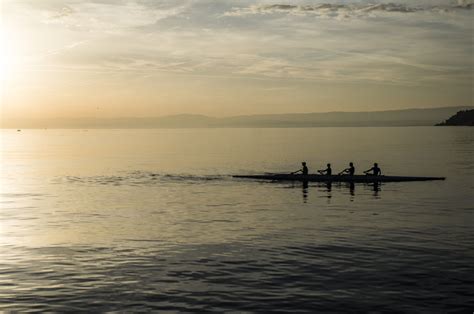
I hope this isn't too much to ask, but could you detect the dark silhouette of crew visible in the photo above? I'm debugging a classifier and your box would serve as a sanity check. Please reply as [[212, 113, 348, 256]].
[[364, 163, 382, 176], [339, 162, 355, 175], [318, 163, 332, 175], [292, 162, 309, 175]]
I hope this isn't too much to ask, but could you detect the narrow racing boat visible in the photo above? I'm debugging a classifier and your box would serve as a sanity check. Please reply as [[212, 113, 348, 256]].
[[233, 174, 445, 183]]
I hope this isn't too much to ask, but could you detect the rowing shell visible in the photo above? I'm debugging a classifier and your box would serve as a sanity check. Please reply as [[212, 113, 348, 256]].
[[233, 174, 445, 183]]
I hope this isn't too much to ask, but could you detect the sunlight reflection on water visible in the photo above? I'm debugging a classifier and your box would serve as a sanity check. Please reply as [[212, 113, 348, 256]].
[[0, 127, 473, 311]]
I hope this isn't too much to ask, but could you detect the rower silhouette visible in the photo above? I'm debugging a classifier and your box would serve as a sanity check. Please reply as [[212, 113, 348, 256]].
[[318, 163, 332, 175], [364, 163, 382, 176], [339, 162, 355, 175], [292, 162, 308, 175]]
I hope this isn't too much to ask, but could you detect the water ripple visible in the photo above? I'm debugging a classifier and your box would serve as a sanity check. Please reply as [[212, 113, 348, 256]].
[[55, 172, 231, 186], [0, 241, 472, 312]]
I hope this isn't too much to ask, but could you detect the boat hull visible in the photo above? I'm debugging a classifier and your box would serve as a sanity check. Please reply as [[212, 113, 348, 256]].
[[233, 174, 445, 183]]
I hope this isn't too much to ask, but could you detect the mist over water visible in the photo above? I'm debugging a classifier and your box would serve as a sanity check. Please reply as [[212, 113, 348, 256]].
[[0, 127, 473, 311]]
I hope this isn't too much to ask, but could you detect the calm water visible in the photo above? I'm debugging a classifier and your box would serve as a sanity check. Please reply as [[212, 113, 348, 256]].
[[0, 127, 473, 312]]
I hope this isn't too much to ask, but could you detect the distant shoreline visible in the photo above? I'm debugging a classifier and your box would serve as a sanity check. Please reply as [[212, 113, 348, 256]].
[[5, 126, 474, 131], [2, 106, 472, 129], [435, 109, 474, 126]]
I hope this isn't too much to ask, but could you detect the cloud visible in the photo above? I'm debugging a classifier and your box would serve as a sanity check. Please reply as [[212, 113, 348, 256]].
[[47, 6, 75, 19], [224, 2, 473, 18], [4, 0, 472, 87], [456, 0, 474, 7], [39, 1, 189, 32], [42, 40, 89, 57]]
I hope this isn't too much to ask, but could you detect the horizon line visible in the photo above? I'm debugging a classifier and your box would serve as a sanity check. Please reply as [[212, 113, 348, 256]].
[[4, 105, 472, 121]]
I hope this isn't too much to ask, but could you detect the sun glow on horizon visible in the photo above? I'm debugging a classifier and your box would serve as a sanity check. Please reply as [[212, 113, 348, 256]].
[[0, 0, 473, 121]]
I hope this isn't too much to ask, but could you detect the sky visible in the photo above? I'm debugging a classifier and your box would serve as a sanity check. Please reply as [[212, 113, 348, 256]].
[[0, 0, 473, 120]]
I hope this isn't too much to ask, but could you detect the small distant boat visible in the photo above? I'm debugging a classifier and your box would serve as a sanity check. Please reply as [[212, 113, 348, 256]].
[[233, 174, 445, 183]]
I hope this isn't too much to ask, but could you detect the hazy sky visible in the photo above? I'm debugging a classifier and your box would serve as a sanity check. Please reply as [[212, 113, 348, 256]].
[[1, 0, 473, 119]]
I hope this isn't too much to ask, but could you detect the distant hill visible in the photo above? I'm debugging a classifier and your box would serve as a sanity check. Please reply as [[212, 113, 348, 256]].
[[2, 106, 473, 129], [436, 109, 474, 126]]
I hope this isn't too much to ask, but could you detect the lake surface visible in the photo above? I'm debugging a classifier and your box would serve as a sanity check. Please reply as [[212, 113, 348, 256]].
[[0, 127, 473, 312]]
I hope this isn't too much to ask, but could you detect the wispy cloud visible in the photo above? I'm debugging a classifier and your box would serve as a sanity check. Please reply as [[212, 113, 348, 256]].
[[41, 40, 89, 58], [2, 0, 472, 115], [40, 1, 189, 32], [224, 2, 473, 18]]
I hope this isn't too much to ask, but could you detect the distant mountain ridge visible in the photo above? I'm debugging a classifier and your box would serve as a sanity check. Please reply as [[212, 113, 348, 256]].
[[3, 106, 473, 129]]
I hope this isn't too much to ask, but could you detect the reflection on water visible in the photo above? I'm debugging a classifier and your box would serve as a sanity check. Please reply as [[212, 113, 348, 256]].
[[372, 182, 381, 198], [56, 171, 385, 204], [0, 128, 473, 312], [293, 180, 382, 203], [58, 172, 385, 202], [302, 181, 308, 203]]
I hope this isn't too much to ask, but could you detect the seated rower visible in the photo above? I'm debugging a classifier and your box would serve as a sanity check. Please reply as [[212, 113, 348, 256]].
[[364, 163, 382, 176], [292, 162, 309, 175], [338, 162, 355, 175], [318, 163, 332, 175]]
